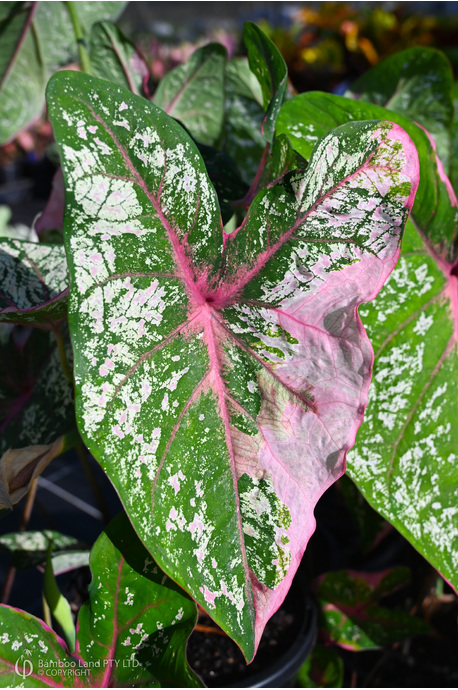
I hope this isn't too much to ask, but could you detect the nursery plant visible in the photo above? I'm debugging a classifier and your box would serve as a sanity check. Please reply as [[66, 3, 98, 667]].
[[0, 3, 455, 686]]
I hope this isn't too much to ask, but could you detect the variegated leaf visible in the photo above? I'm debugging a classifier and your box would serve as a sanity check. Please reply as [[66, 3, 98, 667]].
[[47, 71, 418, 659], [0, 239, 68, 328], [277, 92, 458, 593]]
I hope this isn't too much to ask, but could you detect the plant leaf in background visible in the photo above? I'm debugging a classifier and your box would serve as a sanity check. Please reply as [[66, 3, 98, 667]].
[[451, 81, 458, 197], [243, 21, 287, 144], [89, 20, 148, 96], [0, 239, 68, 327], [153, 43, 227, 147], [224, 57, 266, 184], [0, 1, 126, 144], [346, 47, 454, 173], [277, 91, 458, 593], [0, 324, 75, 508], [48, 71, 418, 657], [0, 530, 88, 571], [296, 644, 344, 688], [0, 512, 201, 688], [316, 569, 429, 650]]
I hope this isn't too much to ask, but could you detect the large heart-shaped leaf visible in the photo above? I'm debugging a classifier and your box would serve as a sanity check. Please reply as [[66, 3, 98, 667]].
[[0, 1, 126, 144], [0, 512, 201, 687], [346, 47, 454, 173], [316, 569, 429, 650], [277, 92, 458, 592], [153, 43, 226, 147], [0, 239, 68, 328], [89, 21, 148, 96], [243, 22, 287, 144], [451, 81, 458, 197], [47, 71, 418, 659]]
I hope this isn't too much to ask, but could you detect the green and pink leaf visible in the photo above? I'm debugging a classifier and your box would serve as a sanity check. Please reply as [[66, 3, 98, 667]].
[[47, 72, 418, 658]]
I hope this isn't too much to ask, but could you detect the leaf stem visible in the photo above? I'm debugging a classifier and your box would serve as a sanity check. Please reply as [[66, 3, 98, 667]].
[[53, 327, 73, 383], [65, 1, 92, 74], [234, 142, 270, 210]]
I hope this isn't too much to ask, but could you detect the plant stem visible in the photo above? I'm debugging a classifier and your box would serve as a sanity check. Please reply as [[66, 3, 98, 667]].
[[65, 1, 92, 74], [75, 443, 111, 524], [42, 594, 52, 629], [53, 327, 73, 383]]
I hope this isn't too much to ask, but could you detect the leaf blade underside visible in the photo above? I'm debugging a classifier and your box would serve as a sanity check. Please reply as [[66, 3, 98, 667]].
[[47, 72, 418, 658]]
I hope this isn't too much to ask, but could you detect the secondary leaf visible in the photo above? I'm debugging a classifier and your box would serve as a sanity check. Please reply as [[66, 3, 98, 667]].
[[89, 21, 148, 96], [153, 43, 226, 147], [0, 512, 201, 687], [0, 530, 87, 571], [346, 47, 454, 172], [0, 1, 126, 144], [276, 92, 458, 593], [0, 239, 68, 328], [277, 92, 457, 262], [243, 21, 287, 143], [47, 71, 418, 659], [316, 569, 429, 650], [224, 57, 266, 184], [0, 325, 75, 479]]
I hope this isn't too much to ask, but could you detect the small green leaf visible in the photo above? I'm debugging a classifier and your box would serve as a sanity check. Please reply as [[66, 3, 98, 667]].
[[89, 21, 147, 95], [243, 21, 287, 143], [154, 43, 226, 147], [0, 239, 68, 328]]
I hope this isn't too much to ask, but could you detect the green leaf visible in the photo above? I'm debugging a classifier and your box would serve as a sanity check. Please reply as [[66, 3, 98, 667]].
[[0, 324, 75, 507], [0, 239, 68, 328], [296, 644, 344, 688], [317, 569, 429, 650], [0, 512, 201, 687], [89, 21, 147, 95], [43, 546, 76, 653], [346, 47, 454, 173], [243, 21, 288, 144], [0, 530, 87, 571], [224, 57, 266, 184], [47, 72, 418, 659], [153, 43, 226, 147], [276, 91, 458, 594], [196, 144, 248, 225], [451, 81, 458, 197], [0, 1, 126, 144]]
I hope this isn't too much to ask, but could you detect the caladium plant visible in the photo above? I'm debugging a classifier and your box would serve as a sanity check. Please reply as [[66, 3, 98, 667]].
[[46, 67, 418, 658]]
